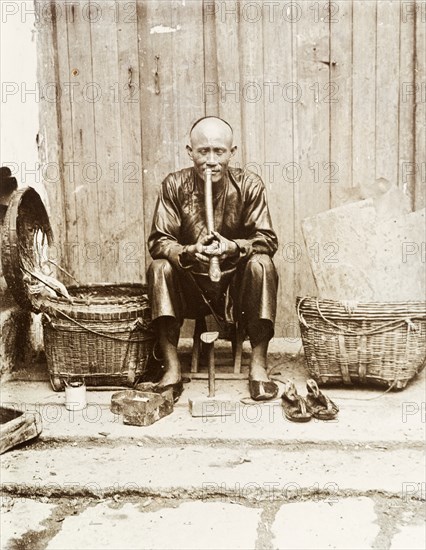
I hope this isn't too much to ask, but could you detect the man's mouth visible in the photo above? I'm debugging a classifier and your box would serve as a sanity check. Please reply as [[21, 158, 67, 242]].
[[204, 170, 220, 176]]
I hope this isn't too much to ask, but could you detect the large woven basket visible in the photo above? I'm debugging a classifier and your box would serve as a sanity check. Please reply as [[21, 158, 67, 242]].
[[297, 297, 426, 390], [41, 284, 155, 391]]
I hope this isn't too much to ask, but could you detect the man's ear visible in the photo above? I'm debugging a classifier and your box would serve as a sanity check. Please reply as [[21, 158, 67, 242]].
[[186, 145, 194, 160], [230, 145, 237, 157]]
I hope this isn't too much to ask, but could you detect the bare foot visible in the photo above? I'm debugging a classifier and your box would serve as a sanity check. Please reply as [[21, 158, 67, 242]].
[[157, 368, 181, 387], [157, 319, 182, 386], [249, 364, 270, 382], [249, 339, 270, 382]]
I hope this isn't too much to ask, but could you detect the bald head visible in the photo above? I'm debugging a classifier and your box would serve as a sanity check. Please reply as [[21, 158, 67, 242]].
[[187, 116, 237, 184], [189, 117, 234, 149]]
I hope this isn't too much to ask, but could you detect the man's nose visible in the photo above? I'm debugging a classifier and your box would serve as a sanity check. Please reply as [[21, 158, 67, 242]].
[[206, 152, 217, 166]]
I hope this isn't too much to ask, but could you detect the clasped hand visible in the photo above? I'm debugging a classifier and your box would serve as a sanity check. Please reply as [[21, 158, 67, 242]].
[[185, 231, 238, 265]]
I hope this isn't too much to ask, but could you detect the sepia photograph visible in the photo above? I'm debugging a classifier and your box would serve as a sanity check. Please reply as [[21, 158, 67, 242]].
[[0, 1, 425, 548]]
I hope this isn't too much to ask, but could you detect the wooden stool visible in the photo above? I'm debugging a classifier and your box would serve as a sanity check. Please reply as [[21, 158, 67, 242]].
[[190, 317, 246, 379]]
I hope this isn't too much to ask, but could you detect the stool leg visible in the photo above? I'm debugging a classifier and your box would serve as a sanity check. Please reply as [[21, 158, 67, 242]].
[[207, 343, 215, 398], [232, 323, 244, 374], [191, 318, 207, 373]]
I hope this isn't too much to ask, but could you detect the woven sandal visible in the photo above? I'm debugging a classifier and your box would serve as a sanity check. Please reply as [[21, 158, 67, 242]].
[[249, 379, 279, 401], [281, 380, 312, 422], [305, 379, 339, 420]]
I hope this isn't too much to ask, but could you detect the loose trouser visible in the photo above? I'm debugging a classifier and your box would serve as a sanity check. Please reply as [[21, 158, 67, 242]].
[[147, 254, 278, 348]]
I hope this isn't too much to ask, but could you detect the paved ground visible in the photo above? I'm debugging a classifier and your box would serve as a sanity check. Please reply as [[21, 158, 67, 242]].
[[1, 355, 425, 549], [1, 494, 425, 549]]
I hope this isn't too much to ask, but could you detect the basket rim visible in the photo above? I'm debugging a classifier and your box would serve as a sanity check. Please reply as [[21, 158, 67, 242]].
[[37, 283, 149, 311], [296, 296, 426, 307], [296, 296, 426, 317], [44, 282, 148, 300]]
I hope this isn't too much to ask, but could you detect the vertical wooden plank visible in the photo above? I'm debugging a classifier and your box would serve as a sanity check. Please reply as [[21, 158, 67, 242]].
[[398, 0, 416, 204], [330, 1, 353, 206], [63, 1, 101, 283], [138, 0, 174, 271], [212, 0, 243, 166], [262, 6, 295, 335], [90, 0, 123, 283], [414, 0, 425, 209], [36, 0, 68, 273], [202, 0, 219, 116], [53, 0, 85, 281], [376, 0, 401, 187], [293, 2, 330, 301], [170, 0, 205, 169], [352, 0, 376, 189], [238, 0, 265, 167], [116, 0, 146, 282]]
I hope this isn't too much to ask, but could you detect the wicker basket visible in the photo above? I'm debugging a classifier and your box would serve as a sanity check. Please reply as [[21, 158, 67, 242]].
[[297, 297, 426, 390], [41, 284, 155, 391]]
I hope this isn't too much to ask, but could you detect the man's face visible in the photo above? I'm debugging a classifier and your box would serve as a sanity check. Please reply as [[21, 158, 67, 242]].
[[187, 119, 237, 184]]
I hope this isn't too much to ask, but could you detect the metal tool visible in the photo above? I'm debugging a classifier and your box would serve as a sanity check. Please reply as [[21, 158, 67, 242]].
[[201, 331, 219, 397], [204, 168, 221, 283], [188, 330, 236, 417]]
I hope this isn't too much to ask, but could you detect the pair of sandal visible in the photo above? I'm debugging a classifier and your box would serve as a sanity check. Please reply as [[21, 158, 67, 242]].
[[282, 379, 339, 422]]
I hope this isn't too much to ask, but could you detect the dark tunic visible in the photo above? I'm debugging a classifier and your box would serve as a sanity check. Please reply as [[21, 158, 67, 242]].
[[147, 167, 279, 342]]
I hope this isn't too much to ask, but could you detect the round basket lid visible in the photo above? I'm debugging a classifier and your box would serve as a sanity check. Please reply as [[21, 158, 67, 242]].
[[1, 187, 53, 312]]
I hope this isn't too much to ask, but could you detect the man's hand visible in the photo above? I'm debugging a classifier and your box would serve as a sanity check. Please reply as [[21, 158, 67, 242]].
[[183, 234, 217, 265], [209, 231, 239, 262], [183, 232, 239, 265]]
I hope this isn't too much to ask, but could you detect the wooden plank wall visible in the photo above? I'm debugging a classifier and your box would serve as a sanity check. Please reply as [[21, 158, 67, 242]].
[[38, 0, 425, 335]]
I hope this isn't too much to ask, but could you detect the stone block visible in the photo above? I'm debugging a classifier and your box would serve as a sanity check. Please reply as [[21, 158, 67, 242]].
[[188, 394, 237, 417], [370, 208, 425, 301], [302, 199, 378, 301], [115, 390, 174, 427], [302, 194, 424, 302]]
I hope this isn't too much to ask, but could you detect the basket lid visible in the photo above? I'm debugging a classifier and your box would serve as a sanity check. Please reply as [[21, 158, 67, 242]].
[[1, 187, 53, 312]]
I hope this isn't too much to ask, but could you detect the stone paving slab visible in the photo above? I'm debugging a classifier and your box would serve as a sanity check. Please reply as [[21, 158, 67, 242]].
[[1, 497, 55, 549], [1, 368, 425, 448], [45, 501, 261, 550], [390, 523, 426, 550], [2, 445, 425, 500], [272, 497, 380, 549]]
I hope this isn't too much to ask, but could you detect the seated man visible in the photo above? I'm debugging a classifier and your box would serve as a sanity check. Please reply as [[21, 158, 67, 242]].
[[147, 116, 279, 402]]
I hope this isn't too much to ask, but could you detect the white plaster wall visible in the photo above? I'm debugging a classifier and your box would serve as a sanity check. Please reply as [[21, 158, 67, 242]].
[[0, 2, 46, 364], [0, 0, 46, 201]]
